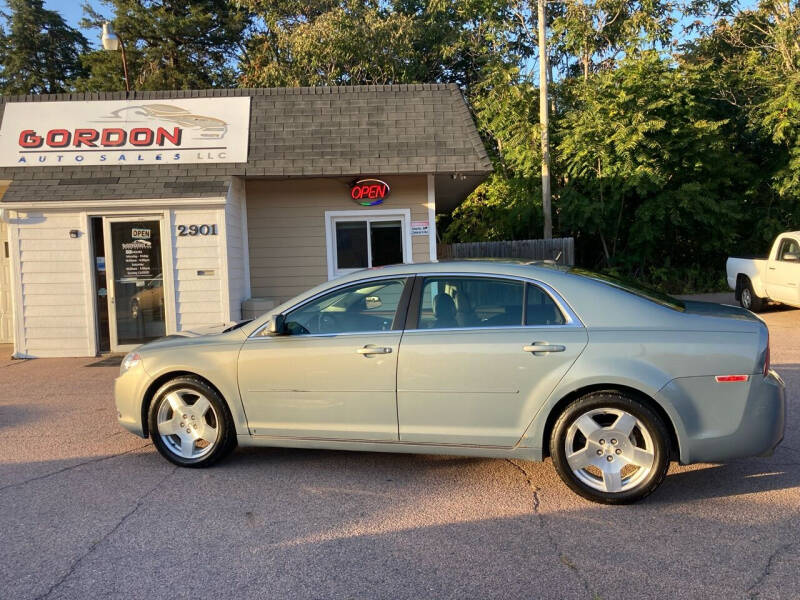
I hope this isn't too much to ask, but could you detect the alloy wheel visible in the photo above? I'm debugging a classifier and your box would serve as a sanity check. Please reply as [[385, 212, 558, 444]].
[[156, 388, 220, 459], [564, 407, 656, 494], [741, 288, 752, 309]]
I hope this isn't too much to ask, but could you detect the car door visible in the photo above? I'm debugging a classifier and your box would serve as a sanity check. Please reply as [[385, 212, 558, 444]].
[[765, 237, 800, 306], [396, 275, 588, 447], [238, 276, 410, 440]]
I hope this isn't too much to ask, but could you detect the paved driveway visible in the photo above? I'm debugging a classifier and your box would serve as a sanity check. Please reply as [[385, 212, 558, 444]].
[[1, 302, 798, 600]]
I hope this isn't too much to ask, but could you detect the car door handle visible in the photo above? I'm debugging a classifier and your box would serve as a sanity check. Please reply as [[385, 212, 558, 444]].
[[357, 346, 392, 355], [523, 343, 566, 354], [768, 267, 776, 270]]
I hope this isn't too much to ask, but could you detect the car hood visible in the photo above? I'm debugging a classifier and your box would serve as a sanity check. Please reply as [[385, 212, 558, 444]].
[[177, 322, 238, 337], [136, 325, 245, 352]]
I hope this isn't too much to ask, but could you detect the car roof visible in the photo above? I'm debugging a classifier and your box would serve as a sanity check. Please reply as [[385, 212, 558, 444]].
[[341, 260, 570, 280]]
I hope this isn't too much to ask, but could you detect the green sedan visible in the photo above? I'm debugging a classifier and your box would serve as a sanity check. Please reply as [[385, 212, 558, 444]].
[[114, 262, 785, 504]]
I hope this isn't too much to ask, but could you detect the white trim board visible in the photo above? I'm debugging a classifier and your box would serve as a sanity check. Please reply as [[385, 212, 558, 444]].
[[426, 173, 437, 262], [0, 196, 227, 212]]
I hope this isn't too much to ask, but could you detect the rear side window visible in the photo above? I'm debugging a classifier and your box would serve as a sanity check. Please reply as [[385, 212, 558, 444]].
[[526, 283, 566, 325], [418, 277, 524, 329]]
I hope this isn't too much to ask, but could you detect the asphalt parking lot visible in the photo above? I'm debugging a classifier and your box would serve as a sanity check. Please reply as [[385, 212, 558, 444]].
[[1, 294, 799, 600]]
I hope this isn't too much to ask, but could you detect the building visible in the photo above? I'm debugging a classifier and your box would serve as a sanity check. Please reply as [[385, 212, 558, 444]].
[[0, 85, 491, 357]]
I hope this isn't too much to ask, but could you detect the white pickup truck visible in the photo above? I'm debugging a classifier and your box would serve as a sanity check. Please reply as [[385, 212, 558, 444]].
[[727, 231, 800, 311]]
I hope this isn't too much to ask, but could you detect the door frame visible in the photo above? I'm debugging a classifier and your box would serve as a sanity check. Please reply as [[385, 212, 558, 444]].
[[0, 219, 13, 344], [766, 236, 800, 304], [101, 215, 174, 353], [324, 209, 412, 280]]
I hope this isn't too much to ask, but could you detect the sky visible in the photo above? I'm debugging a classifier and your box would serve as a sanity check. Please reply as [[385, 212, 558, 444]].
[[9, 0, 763, 56], [46, 0, 96, 29]]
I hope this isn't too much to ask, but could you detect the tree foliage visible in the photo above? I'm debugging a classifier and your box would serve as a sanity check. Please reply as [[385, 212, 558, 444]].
[[74, 0, 250, 91], [236, 0, 533, 89], [684, 0, 800, 250], [0, 0, 88, 95], [0, 0, 798, 292], [556, 52, 753, 275]]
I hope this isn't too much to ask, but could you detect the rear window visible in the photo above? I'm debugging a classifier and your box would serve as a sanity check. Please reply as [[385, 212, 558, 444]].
[[570, 269, 686, 312]]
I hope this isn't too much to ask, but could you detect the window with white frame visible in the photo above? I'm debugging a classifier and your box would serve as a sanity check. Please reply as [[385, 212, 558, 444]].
[[325, 210, 412, 279]]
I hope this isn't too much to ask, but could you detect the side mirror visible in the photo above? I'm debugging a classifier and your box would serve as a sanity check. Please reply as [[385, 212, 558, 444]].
[[784, 253, 799, 262], [267, 314, 286, 335]]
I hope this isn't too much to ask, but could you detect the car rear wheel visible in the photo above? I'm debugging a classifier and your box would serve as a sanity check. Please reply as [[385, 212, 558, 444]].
[[739, 278, 765, 312], [550, 392, 670, 504], [148, 376, 236, 467]]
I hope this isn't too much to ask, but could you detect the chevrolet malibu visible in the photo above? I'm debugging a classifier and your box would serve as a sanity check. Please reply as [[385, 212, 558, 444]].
[[114, 262, 786, 504]]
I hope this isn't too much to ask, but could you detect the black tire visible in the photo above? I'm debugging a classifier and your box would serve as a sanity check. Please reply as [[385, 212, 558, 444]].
[[148, 376, 236, 467], [739, 277, 765, 312], [550, 391, 670, 504]]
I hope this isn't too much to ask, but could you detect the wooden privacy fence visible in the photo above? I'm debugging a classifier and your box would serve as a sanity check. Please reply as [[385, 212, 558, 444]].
[[437, 237, 575, 266]]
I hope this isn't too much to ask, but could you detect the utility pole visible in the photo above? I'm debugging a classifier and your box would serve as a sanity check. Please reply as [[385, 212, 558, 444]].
[[537, 0, 553, 240]]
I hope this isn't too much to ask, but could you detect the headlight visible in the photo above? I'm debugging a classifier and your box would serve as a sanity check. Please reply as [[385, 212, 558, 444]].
[[120, 352, 142, 376]]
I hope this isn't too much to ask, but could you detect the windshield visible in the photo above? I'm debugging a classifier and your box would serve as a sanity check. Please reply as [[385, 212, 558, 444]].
[[570, 268, 686, 312]]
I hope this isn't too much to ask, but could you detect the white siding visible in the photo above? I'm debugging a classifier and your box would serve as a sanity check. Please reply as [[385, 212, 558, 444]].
[[247, 176, 429, 304], [11, 212, 91, 357], [170, 207, 228, 331], [224, 177, 249, 321]]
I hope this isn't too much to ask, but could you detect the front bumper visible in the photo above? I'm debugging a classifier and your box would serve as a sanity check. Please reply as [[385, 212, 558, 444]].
[[658, 370, 785, 464], [114, 364, 149, 438]]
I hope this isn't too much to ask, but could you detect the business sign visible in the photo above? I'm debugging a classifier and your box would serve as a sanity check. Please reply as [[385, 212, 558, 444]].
[[351, 178, 390, 206], [411, 221, 430, 236], [0, 97, 250, 167], [122, 238, 154, 278]]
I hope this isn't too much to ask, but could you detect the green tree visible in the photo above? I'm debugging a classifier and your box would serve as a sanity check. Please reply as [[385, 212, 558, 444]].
[[237, 0, 533, 89], [75, 0, 250, 91], [684, 0, 800, 250], [444, 173, 542, 241], [0, 0, 88, 95], [550, 0, 676, 80], [236, 0, 417, 87], [556, 51, 755, 283]]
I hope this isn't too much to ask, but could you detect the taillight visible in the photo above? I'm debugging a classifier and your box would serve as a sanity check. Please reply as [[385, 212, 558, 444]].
[[763, 332, 771, 376], [715, 375, 750, 383]]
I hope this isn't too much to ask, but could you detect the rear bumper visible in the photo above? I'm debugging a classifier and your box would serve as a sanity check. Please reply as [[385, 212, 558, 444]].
[[658, 370, 785, 464]]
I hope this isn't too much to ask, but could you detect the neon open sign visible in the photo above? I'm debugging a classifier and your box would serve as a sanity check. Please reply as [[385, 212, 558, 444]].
[[351, 179, 390, 206]]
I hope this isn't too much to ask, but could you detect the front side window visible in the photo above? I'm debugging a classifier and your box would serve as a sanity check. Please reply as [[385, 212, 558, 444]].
[[418, 277, 524, 329], [778, 238, 800, 262], [284, 278, 407, 335]]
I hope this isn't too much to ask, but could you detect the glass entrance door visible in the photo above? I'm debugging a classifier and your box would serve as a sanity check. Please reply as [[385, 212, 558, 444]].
[[103, 217, 166, 351]]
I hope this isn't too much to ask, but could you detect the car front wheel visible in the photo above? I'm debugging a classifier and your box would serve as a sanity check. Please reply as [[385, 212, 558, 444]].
[[148, 376, 236, 467], [550, 392, 670, 504]]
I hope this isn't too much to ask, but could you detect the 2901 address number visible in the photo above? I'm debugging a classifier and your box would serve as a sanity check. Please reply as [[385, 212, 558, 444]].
[[177, 224, 218, 236]]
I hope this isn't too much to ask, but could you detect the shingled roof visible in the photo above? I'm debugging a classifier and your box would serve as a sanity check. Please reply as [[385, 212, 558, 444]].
[[0, 84, 492, 205]]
